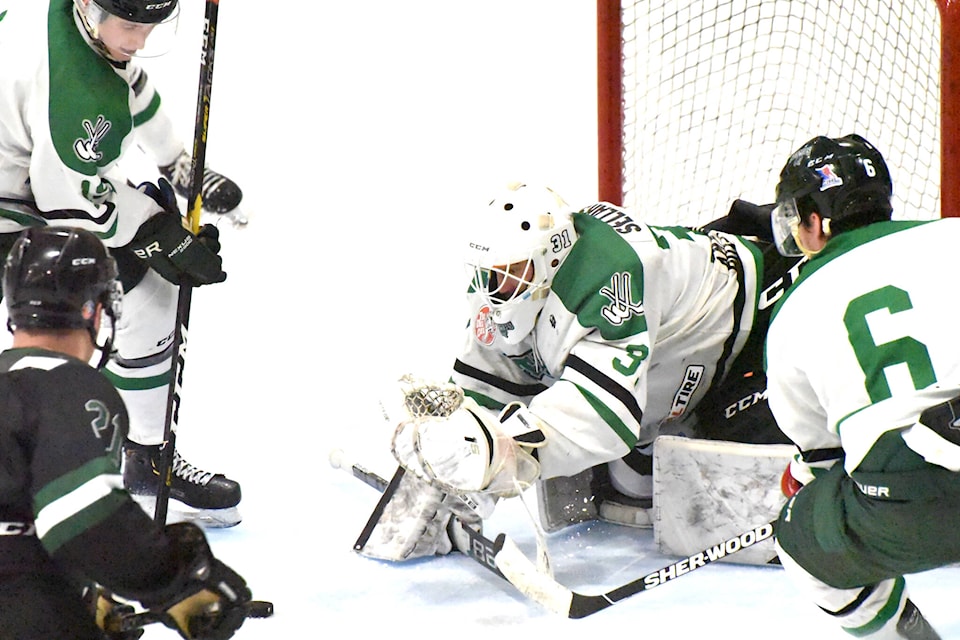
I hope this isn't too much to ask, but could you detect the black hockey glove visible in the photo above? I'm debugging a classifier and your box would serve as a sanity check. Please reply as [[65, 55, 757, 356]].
[[158, 523, 251, 640], [86, 586, 144, 640], [129, 179, 226, 287]]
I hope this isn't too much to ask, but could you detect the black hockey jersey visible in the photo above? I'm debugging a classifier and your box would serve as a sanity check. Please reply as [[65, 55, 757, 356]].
[[0, 347, 178, 601]]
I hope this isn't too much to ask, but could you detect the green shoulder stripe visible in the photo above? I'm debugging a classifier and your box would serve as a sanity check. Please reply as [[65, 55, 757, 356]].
[[48, 0, 131, 176], [133, 91, 162, 127], [768, 220, 932, 328], [553, 213, 648, 341]]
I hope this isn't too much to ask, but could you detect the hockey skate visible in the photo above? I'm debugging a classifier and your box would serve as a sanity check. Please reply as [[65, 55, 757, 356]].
[[159, 150, 248, 227], [122, 440, 242, 528], [897, 600, 941, 640]]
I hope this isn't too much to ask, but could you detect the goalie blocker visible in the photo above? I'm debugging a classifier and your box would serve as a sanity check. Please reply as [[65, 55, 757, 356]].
[[538, 435, 793, 566]]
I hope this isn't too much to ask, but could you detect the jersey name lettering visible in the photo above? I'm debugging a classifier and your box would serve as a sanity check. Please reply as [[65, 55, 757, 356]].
[[580, 202, 643, 234]]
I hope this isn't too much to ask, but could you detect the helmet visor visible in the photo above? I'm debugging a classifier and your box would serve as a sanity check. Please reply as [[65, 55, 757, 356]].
[[771, 199, 804, 257], [87, 1, 180, 59]]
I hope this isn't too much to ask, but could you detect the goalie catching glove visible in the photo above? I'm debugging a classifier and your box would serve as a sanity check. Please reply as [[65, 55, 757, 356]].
[[392, 397, 546, 498], [128, 179, 227, 287]]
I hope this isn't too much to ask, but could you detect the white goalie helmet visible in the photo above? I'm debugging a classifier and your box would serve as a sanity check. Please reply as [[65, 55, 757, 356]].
[[465, 182, 577, 345]]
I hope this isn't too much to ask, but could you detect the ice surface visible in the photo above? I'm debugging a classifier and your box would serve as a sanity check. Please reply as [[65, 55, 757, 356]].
[[75, 2, 960, 637]]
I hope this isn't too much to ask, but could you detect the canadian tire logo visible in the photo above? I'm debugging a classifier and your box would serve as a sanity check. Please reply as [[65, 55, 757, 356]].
[[474, 305, 496, 346], [670, 364, 705, 418]]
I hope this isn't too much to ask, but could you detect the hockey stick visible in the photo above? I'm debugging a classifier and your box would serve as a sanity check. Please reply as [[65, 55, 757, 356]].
[[103, 599, 274, 636], [330, 448, 777, 618], [155, 0, 220, 525]]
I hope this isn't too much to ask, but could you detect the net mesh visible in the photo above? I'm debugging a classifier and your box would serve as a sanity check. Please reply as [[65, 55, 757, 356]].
[[398, 374, 464, 419], [613, 0, 941, 226]]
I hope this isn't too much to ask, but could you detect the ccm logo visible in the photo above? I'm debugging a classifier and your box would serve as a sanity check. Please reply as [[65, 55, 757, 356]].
[[72, 257, 96, 266], [146, 1, 173, 9]]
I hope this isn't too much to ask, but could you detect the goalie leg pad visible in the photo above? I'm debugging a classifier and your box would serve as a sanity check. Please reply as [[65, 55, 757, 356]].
[[536, 458, 656, 532], [535, 467, 601, 533], [354, 468, 482, 562], [653, 435, 794, 565]]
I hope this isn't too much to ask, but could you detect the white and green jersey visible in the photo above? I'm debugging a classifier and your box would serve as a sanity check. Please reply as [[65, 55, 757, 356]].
[[0, 0, 179, 247], [765, 219, 960, 484], [453, 206, 763, 479]]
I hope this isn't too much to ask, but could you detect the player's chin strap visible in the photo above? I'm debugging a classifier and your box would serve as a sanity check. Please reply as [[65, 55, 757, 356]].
[[92, 319, 116, 371]]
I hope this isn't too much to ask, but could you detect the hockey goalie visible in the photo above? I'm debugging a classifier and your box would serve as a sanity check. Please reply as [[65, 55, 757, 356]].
[[356, 183, 800, 566]]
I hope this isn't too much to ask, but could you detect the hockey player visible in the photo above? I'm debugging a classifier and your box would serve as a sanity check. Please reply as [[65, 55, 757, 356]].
[[0, 0, 243, 526], [0, 226, 252, 639], [765, 134, 950, 638], [358, 182, 802, 561]]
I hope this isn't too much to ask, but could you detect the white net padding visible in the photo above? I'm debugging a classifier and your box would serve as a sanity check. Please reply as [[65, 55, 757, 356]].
[[608, 0, 941, 226]]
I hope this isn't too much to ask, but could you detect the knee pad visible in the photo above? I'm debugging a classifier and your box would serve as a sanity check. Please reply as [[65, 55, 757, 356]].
[[113, 269, 178, 362]]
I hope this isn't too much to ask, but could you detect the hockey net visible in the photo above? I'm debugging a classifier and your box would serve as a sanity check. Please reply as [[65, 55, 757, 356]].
[[597, 0, 957, 227]]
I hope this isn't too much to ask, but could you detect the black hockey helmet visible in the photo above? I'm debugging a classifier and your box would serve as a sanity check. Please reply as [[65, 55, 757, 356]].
[[772, 134, 893, 256], [91, 0, 178, 24], [4, 227, 122, 364]]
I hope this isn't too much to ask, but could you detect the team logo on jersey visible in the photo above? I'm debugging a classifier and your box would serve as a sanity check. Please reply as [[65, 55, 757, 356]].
[[507, 347, 547, 380], [474, 305, 497, 346], [669, 365, 705, 418], [816, 164, 843, 191], [74, 115, 112, 163], [599, 272, 643, 325]]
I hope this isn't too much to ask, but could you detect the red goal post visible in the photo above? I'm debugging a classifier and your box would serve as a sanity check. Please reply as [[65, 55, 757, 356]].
[[597, 0, 957, 226]]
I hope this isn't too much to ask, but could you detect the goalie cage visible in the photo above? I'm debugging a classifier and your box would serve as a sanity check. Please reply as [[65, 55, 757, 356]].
[[596, 0, 960, 227]]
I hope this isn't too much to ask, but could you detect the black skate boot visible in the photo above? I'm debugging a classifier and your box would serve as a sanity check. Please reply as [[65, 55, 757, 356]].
[[122, 439, 242, 528], [159, 150, 243, 214], [897, 599, 941, 639]]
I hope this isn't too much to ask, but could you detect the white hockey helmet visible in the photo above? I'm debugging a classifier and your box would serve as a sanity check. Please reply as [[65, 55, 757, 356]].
[[465, 183, 576, 345]]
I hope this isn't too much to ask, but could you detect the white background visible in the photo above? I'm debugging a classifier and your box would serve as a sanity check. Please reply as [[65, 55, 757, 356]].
[[126, 2, 958, 638]]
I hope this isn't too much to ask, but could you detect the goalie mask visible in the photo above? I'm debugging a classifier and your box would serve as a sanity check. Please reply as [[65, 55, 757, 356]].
[[771, 134, 892, 257], [465, 183, 576, 345]]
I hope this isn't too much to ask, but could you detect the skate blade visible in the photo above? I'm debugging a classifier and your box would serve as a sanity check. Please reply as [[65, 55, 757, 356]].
[[131, 494, 242, 529], [202, 206, 249, 229]]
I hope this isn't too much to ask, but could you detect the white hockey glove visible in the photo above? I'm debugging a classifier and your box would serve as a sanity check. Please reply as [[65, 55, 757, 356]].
[[392, 397, 546, 498]]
